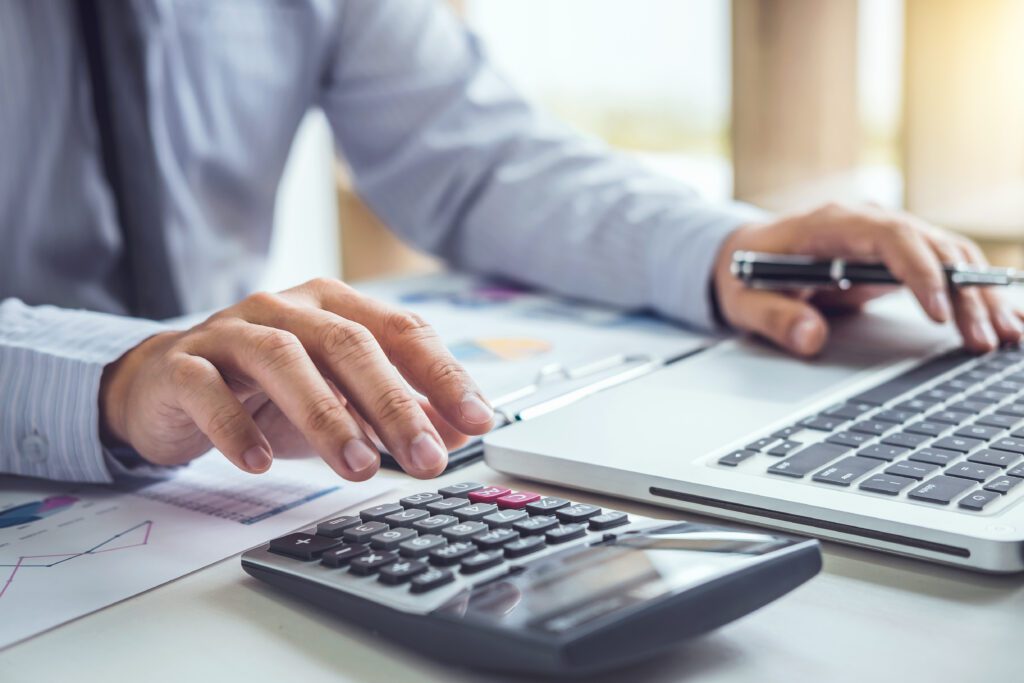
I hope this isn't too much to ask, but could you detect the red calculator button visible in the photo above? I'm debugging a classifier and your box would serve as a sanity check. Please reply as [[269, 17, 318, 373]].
[[468, 487, 511, 503], [496, 491, 541, 509]]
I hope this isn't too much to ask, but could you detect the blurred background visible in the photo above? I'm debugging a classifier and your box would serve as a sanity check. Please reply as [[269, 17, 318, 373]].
[[263, 0, 1024, 293]]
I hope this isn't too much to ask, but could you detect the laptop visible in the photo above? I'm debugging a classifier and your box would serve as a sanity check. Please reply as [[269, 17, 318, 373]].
[[484, 293, 1024, 573]]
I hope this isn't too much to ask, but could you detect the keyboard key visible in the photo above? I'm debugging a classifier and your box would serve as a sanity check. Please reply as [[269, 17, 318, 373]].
[[343, 521, 389, 544], [885, 460, 940, 480], [881, 432, 930, 449], [514, 514, 559, 536], [504, 536, 546, 559], [909, 447, 961, 466], [935, 378, 973, 393], [991, 437, 1024, 455], [849, 351, 969, 405], [948, 400, 990, 414], [378, 559, 428, 585], [719, 449, 757, 466], [859, 474, 916, 495], [454, 503, 498, 522], [496, 491, 541, 509], [359, 503, 404, 523], [959, 490, 1001, 511], [589, 511, 630, 531], [771, 425, 805, 439], [746, 437, 779, 451], [425, 497, 469, 515], [467, 487, 512, 504], [856, 444, 909, 462], [473, 527, 520, 550], [371, 527, 418, 550], [768, 440, 802, 456], [546, 524, 587, 544], [824, 402, 874, 420], [965, 390, 1005, 404], [996, 403, 1024, 418], [955, 424, 1003, 441], [429, 541, 476, 566], [461, 550, 504, 574], [905, 421, 947, 437], [893, 399, 936, 413], [827, 432, 874, 448], [349, 550, 399, 575], [315, 516, 361, 538], [927, 410, 972, 426], [482, 509, 529, 528], [321, 543, 369, 567], [399, 492, 443, 509], [967, 449, 1020, 468], [412, 514, 458, 534], [914, 388, 957, 403], [908, 476, 975, 504], [398, 534, 447, 558], [1008, 464, 1024, 478], [384, 508, 430, 528], [556, 504, 602, 524], [800, 415, 845, 431], [989, 380, 1024, 393], [269, 533, 341, 561], [985, 412, 1024, 428], [945, 462, 1000, 482], [985, 476, 1023, 494], [768, 443, 850, 478], [874, 409, 916, 424], [812, 456, 880, 486], [410, 567, 455, 593], [932, 436, 984, 453], [525, 497, 570, 515], [442, 521, 488, 542], [849, 421, 894, 436], [437, 482, 485, 498]]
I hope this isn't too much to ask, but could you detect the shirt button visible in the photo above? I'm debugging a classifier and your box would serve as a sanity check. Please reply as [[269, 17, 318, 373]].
[[20, 434, 49, 463]]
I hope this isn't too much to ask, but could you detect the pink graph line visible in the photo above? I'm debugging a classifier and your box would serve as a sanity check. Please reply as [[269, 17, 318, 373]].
[[0, 520, 154, 600]]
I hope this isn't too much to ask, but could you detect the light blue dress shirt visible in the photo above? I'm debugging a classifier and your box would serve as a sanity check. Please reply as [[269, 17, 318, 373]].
[[0, 0, 764, 483]]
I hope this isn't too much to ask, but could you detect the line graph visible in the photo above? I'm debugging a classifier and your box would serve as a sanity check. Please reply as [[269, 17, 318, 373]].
[[0, 520, 153, 599]]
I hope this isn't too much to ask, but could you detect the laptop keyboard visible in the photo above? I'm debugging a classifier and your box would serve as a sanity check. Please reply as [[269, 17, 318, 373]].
[[716, 345, 1024, 513]]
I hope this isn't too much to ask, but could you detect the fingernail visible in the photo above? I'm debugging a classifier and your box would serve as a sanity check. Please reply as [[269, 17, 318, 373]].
[[242, 447, 272, 472], [929, 290, 952, 322], [460, 393, 494, 425], [342, 439, 378, 473], [789, 317, 820, 354], [410, 432, 446, 472], [973, 320, 998, 348]]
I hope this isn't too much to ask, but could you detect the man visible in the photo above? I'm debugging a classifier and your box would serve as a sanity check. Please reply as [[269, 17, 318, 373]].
[[2, 1, 1020, 485]]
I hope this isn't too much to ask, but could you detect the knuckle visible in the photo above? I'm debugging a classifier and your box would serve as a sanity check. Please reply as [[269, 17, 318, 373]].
[[206, 405, 247, 440], [319, 322, 378, 363], [169, 355, 208, 391], [304, 395, 347, 434], [425, 357, 465, 388], [382, 310, 435, 356], [252, 329, 305, 372], [373, 385, 419, 425], [244, 290, 284, 311]]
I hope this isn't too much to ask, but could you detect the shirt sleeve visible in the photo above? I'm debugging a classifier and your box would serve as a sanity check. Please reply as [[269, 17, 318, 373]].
[[0, 299, 170, 483], [319, 0, 769, 330]]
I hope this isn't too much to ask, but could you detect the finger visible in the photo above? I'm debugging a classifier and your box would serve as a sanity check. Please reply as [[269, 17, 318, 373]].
[[874, 223, 951, 323], [953, 239, 1024, 344], [726, 289, 829, 357], [419, 397, 472, 451], [812, 284, 898, 311], [931, 237, 1000, 353], [190, 319, 381, 480], [168, 354, 272, 473]]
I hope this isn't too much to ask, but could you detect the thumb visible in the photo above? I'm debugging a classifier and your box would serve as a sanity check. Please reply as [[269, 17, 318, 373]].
[[728, 290, 829, 356]]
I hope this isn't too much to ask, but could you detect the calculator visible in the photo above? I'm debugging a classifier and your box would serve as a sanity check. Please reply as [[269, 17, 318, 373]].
[[241, 482, 821, 676]]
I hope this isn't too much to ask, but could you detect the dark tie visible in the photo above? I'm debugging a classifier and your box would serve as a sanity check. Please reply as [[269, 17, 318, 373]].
[[76, 1, 182, 320]]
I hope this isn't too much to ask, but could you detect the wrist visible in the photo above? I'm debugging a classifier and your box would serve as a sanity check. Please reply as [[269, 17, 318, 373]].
[[99, 331, 176, 448]]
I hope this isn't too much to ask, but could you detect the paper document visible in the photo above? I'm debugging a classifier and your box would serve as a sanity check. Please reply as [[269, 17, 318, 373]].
[[0, 455, 392, 649]]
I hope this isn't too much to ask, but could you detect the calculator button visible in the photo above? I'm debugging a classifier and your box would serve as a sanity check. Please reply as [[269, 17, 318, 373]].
[[384, 508, 430, 528], [412, 514, 458, 534], [525, 497, 570, 515], [513, 514, 558, 536], [468, 487, 512, 504], [349, 550, 399, 576], [496, 491, 541, 509], [343, 521, 389, 544], [429, 542, 476, 566], [473, 527, 520, 550], [315, 516, 361, 538], [908, 475, 976, 504], [984, 476, 1023, 495], [437, 482, 485, 498], [504, 536, 546, 559], [371, 527, 418, 550], [268, 533, 341, 561], [399, 492, 443, 509], [425, 498, 469, 514], [556, 504, 602, 524], [399, 534, 447, 558], [454, 503, 497, 522], [378, 559, 429, 585], [959, 490, 1001, 511], [483, 509, 528, 528], [461, 550, 504, 574], [588, 511, 629, 531], [410, 567, 455, 593], [442, 521, 488, 542], [546, 524, 586, 544], [321, 543, 369, 567], [359, 503, 404, 522]]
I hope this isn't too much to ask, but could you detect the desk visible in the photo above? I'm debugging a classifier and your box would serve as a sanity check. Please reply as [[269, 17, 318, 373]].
[[1, 457, 1020, 683]]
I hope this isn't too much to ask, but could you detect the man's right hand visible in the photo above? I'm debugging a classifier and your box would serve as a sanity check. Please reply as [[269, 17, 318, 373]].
[[99, 278, 495, 480]]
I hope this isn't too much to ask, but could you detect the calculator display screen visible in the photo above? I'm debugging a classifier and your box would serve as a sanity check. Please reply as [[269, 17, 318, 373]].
[[434, 523, 793, 634]]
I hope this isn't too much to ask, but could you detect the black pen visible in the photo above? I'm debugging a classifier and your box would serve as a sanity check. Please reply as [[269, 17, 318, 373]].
[[731, 251, 1024, 290]]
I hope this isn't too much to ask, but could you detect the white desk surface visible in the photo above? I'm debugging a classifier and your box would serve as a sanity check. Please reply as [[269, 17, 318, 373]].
[[2, 459, 1020, 683]]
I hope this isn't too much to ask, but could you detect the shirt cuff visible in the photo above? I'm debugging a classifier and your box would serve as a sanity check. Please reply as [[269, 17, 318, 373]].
[[647, 200, 770, 330]]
